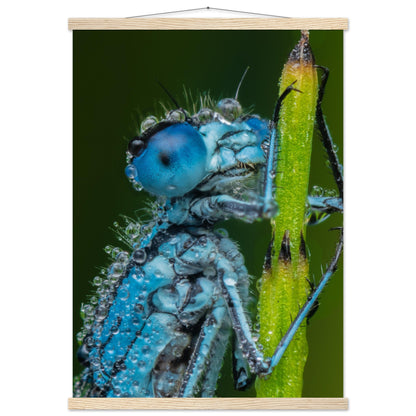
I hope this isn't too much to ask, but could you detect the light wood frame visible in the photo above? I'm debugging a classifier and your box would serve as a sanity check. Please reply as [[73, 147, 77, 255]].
[[68, 397, 348, 409], [69, 16, 347, 410], [68, 17, 348, 31]]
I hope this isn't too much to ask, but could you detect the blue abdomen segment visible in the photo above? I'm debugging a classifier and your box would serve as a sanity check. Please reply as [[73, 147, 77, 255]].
[[86, 256, 175, 394], [108, 312, 187, 397]]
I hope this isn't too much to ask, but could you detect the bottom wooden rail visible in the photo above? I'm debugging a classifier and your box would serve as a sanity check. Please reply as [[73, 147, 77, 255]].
[[68, 397, 348, 410]]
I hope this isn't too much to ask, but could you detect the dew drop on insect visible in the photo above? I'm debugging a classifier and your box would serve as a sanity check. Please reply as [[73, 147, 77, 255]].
[[116, 251, 129, 265], [216, 98, 242, 120], [125, 164, 137, 179], [96, 306, 107, 322], [197, 108, 214, 123], [311, 185, 324, 197], [110, 325, 119, 335], [92, 276, 102, 286], [166, 109, 186, 122], [133, 181, 143, 192], [118, 287, 129, 301], [132, 248, 147, 265], [324, 188, 337, 197], [110, 262, 123, 277], [140, 116, 158, 132], [125, 222, 141, 239]]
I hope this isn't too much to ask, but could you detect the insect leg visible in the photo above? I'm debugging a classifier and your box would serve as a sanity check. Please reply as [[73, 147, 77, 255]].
[[232, 333, 254, 390], [178, 303, 229, 397], [308, 196, 343, 213], [268, 229, 343, 372], [315, 65, 344, 200], [216, 255, 269, 376], [263, 82, 302, 217], [190, 195, 264, 223]]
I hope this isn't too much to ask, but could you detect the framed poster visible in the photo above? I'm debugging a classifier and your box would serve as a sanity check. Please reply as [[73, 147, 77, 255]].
[[70, 17, 347, 409]]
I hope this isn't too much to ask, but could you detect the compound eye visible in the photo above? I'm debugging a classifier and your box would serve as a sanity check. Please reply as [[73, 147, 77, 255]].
[[128, 137, 145, 157], [216, 98, 242, 120], [130, 123, 207, 197]]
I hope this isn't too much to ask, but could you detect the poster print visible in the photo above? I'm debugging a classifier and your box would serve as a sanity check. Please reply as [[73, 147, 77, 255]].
[[73, 29, 343, 398]]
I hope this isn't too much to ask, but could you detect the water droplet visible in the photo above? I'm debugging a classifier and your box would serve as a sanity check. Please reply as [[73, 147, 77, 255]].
[[116, 251, 129, 264], [216, 98, 242, 120], [141, 116, 158, 132], [166, 109, 186, 122], [92, 276, 102, 286], [311, 185, 323, 197], [110, 262, 124, 277], [324, 189, 337, 197], [133, 181, 143, 192], [125, 222, 141, 239], [197, 108, 214, 123], [125, 164, 137, 179], [132, 249, 147, 265]]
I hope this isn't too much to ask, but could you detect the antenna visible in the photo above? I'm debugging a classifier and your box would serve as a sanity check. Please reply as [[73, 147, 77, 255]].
[[235, 66, 250, 100], [157, 81, 181, 109]]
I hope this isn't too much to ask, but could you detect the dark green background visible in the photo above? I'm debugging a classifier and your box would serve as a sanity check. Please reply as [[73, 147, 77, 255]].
[[73, 30, 343, 397]]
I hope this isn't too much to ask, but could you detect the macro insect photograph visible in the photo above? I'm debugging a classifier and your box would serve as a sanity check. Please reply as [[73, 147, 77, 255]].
[[73, 29, 343, 399]]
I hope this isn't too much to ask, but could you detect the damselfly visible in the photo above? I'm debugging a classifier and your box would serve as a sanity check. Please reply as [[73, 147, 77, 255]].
[[73, 32, 343, 398]]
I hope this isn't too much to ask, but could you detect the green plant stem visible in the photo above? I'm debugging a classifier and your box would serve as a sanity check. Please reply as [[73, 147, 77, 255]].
[[256, 31, 318, 398]]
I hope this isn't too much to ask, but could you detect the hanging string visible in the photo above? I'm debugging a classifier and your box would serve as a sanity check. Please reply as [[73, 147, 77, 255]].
[[127, 6, 289, 19]]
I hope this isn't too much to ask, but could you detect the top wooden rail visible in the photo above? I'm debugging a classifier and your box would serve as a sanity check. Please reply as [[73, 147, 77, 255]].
[[68, 18, 348, 31]]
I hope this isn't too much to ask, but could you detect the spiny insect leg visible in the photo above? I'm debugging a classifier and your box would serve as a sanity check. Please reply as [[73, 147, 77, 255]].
[[315, 65, 344, 200], [217, 255, 269, 376], [263, 81, 302, 217], [308, 196, 343, 213], [268, 228, 343, 371], [178, 305, 228, 397]]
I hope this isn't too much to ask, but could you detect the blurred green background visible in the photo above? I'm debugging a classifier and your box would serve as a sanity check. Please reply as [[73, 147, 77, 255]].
[[73, 30, 343, 397]]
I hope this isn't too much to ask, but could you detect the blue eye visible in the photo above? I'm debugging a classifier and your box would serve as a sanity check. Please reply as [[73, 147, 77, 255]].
[[128, 123, 207, 197]]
